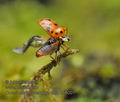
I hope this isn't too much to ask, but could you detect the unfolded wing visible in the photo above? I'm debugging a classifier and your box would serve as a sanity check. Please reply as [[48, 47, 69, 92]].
[[13, 36, 46, 54]]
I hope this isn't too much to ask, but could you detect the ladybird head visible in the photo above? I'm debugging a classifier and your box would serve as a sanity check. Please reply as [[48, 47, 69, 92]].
[[60, 35, 71, 42]]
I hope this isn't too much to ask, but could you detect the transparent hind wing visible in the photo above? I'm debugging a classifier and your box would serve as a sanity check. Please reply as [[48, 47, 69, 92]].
[[13, 35, 46, 54], [30, 36, 46, 47], [12, 47, 25, 54]]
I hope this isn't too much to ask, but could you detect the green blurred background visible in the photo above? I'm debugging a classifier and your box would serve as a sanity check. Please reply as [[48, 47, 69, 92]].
[[0, 0, 120, 102]]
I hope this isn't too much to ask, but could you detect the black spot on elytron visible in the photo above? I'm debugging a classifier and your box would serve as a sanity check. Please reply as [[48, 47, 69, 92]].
[[55, 33, 58, 35], [54, 23, 58, 26], [60, 31, 63, 33], [51, 31, 53, 33]]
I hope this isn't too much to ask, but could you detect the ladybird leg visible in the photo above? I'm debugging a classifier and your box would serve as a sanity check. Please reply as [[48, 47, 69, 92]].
[[60, 45, 66, 51], [62, 43, 69, 50], [59, 41, 66, 51], [61, 44, 69, 52], [55, 49, 62, 63]]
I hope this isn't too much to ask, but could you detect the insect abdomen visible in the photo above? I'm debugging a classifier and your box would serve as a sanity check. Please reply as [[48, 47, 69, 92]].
[[36, 44, 57, 57]]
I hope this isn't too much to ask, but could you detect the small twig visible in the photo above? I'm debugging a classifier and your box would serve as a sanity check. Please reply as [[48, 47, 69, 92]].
[[21, 49, 79, 102]]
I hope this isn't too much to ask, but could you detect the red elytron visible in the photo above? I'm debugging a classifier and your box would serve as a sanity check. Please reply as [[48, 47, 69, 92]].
[[38, 18, 67, 38]]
